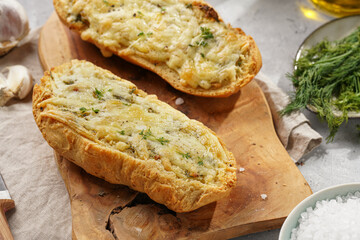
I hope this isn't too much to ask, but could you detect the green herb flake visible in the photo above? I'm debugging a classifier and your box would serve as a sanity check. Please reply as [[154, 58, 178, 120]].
[[200, 27, 214, 40], [94, 88, 104, 100], [137, 11, 143, 17], [156, 137, 169, 145], [200, 53, 205, 58], [281, 27, 360, 142], [118, 130, 125, 135], [129, 87, 136, 94], [138, 31, 145, 37], [178, 152, 191, 159], [103, 0, 110, 5], [198, 40, 208, 47], [63, 79, 74, 85], [160, 7, 166, 14], [79, 107, 87, 113], [198, 160, 204, 166], [186, 3, 192, 8], [92, 108, 99, 114], [139, 129, 152, 139]]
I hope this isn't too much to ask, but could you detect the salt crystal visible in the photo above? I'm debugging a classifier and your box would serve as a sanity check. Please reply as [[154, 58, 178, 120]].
[[260, 194, 267, 200], [290, 191, 360, 240], [239, 167, 245, 172], [175, 97, 184, 105]]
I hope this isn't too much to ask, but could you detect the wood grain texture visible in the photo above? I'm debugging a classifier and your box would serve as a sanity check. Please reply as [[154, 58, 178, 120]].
[[40, 13, 312, 239], [0, 199, 15, 240]]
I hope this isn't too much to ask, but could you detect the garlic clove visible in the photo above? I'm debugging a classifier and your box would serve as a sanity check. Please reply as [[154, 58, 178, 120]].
[[0, 74, 14, 106], [0, 65, 33, 106], [0, 0, 29, 56]]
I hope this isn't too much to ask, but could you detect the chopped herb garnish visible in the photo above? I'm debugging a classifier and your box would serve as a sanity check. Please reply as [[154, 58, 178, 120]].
[[103, 0, 110, 5], [156, 137, 169, 145], [186, 3, 192, 8], [122, 102, 131, 106], [200, 53, 205, 58], [281, 27, 360, 141], [197, 40, 208, 47], [200, 27, 214, 40], [160, 7, 166, 14], [79, 107, 87, 113], [147, 32, 153, 36], [188, 44, 194, 47], [94, 88, 104, 100], [139, 129, 152, 139], [92, 108, 99, 114], [178, 152, 191, 159], [50, 71, 54, 79], [63, 79, 74, 85], [129, 87, 136, 94], [198, 160, 204, 166], [108, 89, 113, 92], [118, 130, 125, 135], [138, 31, 145, 36]]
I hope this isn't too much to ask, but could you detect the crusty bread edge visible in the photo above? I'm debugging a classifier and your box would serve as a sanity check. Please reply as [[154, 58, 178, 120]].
[[53, 0, 262, 97], [32, 60, 237, 212]]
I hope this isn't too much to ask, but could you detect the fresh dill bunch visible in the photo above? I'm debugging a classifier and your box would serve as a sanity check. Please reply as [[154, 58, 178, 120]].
[[281, 27, 360, 142]]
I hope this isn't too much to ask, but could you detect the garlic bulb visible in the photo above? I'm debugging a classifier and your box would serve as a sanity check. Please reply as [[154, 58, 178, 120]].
[[0, 65, 33, 106], [0, 0, 29, 56]]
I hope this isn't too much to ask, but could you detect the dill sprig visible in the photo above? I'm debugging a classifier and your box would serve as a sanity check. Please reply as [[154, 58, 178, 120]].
[[281, 27, 360, 142]]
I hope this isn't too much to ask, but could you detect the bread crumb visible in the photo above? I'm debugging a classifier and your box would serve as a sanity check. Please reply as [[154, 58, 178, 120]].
[[238, 167, 245, 172], [175, 97, 184, 105], [260, 194, 267, 200]]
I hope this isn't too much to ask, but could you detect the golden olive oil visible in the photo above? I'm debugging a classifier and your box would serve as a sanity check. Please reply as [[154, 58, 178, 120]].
[[311, 0, 360, 17]]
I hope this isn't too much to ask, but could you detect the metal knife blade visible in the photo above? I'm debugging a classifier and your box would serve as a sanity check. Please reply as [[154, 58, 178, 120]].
[[0, 172, 15, 240], [0, 174, 11, 200]]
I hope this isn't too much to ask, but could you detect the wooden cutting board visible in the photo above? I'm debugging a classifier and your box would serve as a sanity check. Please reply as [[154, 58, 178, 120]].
[[39, 13, 312, 240]]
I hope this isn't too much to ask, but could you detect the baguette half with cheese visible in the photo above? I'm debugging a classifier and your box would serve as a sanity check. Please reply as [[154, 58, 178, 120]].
[[33, 60, 237, 212], [53, 0, 262, 97]]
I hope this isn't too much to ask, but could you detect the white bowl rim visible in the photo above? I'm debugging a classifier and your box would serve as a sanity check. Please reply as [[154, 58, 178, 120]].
[[278, 182, 360, 240]]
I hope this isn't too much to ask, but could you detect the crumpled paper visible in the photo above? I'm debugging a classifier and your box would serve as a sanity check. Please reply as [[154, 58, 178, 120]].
[[255, 72, 322, 162]]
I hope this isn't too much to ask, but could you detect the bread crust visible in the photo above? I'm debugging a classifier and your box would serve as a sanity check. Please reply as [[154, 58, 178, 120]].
[[53, 0, 262, 97], [33, 60, 237, 212]]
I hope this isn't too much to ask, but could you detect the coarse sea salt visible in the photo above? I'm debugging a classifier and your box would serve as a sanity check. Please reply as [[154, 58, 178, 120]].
[[175, 97, 184, 105], [290, 191, 360, 240]]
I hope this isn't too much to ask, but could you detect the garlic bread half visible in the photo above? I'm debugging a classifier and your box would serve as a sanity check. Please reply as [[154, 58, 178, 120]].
[[53, 0, 262, 97], [33, 60, 237, 212]]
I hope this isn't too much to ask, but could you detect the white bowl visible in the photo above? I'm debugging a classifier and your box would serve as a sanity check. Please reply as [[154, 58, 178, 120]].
[[278, 182, 360, 240]]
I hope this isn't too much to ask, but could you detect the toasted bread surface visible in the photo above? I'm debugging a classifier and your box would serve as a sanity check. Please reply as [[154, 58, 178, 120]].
[[53, 0, 262, 97], [33, 60, 237, 212]]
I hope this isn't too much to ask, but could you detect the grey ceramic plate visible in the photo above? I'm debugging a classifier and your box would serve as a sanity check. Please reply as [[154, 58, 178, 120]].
[[295, 15, 360, 118]]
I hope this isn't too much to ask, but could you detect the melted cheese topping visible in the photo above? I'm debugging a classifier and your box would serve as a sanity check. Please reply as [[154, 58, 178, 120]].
[[40, 61, 234, 185], [62, 0, 251, 90]]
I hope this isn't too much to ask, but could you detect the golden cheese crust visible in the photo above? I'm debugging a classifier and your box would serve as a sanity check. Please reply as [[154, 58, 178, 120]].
[[33, 60, 237, 212], [53, 0, 262, 97]]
